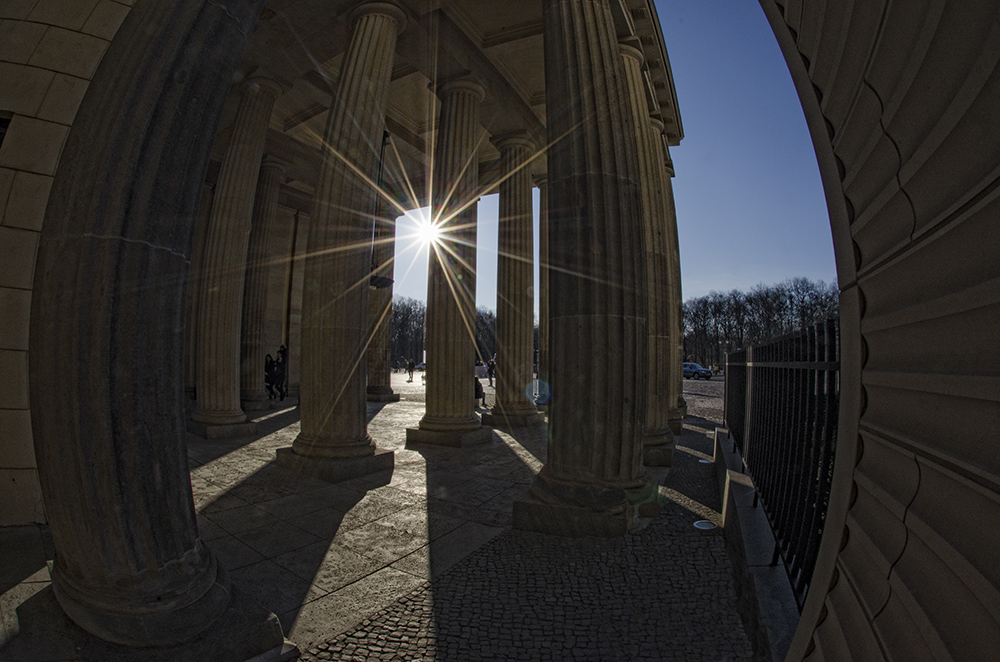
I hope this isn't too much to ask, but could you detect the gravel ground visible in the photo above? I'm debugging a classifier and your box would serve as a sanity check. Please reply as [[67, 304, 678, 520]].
[[681, 375, 726, 425]]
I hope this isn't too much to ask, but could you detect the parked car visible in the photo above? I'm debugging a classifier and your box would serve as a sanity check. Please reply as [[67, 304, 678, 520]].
[[683, 362, 712, 380], [415, 362, 426, 371]]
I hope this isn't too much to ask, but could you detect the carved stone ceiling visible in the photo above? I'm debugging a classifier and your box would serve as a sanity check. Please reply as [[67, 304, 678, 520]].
[[220, 0, 681, 208]]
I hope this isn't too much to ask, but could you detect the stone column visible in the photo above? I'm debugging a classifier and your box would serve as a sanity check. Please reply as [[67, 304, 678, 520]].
[[513, 0, 658, 537], [277, 2, 404, 482], [190, 72, 284, 437], [483, 135, 544, 428], [535, 175, 550, 406], [367, 199, 401, 402], [620, 42, 675, 466], [27, 0, 285, 656], [655, 131, 687, 431], [406, 77, 492, 447], [240, 155, 286, 410]]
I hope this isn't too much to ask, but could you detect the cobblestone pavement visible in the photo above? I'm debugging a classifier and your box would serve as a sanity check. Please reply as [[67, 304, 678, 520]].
[[299, 375, 752, 662]]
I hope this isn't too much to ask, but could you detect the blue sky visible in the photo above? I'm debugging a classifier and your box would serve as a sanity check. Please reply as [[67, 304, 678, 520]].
[[391, 1, 837, 311]]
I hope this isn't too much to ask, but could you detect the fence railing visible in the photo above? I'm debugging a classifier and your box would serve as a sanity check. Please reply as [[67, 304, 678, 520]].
[[724, 317, 839, 609]]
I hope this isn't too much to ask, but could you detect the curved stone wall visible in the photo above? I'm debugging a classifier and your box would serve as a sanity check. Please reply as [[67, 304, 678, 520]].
[[761, 1, 1000, 659], [0, 0, 133, 524]]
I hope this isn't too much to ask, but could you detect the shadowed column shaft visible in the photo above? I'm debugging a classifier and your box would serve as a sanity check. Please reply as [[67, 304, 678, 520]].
[[536, 176, 549, 390], [420, 79, 484, 432], [493, 137, 538, 417], [655, 134, 686, 423], [621, 44, 676, 463], [296, 3, 404, 457], [192, 74, 281, 425], [241, 156, 286, 406], [367, 206, 398, 396], [28, 0, 266, 647], [541, 0, 647, 489]]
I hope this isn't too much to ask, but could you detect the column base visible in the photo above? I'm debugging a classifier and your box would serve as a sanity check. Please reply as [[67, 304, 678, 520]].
[[513, 473, 660, 538], [366, 391, 401, 402], [187, 419, 259, 440], [405, 426, 494, 448], [2, 583, 293, 662], [642, 429, 676, 467], [275, 447, 394, 484], [241, 389, 271, 411], [667, 412, 684, 436], [481, 409, 545, 427]]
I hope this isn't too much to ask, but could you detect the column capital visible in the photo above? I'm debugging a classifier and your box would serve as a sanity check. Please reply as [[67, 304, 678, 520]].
[[260, 153, 289, 174], [433, 75, 486, 102], [618, 39, 644, 65], [349, 1, 407, 34], [245, 69, 290, 98], [663, 143, 675, 177], [648, 115, 665, 133], [492, 132, 536, 154], [532, 174, 548, 187]]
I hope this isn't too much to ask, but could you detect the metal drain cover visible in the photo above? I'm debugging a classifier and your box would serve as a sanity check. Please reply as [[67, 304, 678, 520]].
[[693, 520, 717, 530]]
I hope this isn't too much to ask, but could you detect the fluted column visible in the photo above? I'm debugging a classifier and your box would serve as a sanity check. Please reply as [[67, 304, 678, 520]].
[[367, 199, 400, 402], [621, 42, 675, 466], [279, 2, 403, 480], [535, 175, 550, 404], [407, 77, 492, 447], [28, 0, 285, 654], [655, 130, 686, 430], [191, 72, 283, 433], [513, 0, 657, 537], [240, 155, 286, 409], [483, 135, 543, 428]]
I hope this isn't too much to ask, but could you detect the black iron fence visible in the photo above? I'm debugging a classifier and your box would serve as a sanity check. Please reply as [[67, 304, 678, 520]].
[[724, 317, 839, 609]]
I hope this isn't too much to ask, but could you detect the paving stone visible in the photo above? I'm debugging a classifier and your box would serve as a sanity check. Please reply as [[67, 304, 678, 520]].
[[204, 534, 266, 570], [273, 540, 383, 592], [234, 520, 323, 558]]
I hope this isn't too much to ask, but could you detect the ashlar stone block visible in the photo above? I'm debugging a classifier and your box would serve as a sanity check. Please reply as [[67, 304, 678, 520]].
[[4, 171, 53, 231], [28, 26, 108, 79], [27, 0, 101, 31], [0, 116, 69, 176]]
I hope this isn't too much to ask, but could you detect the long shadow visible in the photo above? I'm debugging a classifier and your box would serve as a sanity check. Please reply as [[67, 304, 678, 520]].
[[186, 402, 302, 468], [192, 443, 400, 639], [0, 526, 52, 597], [683, 414, 723, 433], [395, 418, 547, 652]]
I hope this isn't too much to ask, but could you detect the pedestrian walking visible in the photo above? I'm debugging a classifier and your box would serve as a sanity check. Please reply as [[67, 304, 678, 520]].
[[407, 359, 415, 382], [264, 354, 276, 399], [487, 357, 496, 387], [273, 352, 287, 401], [475, 377, 485, 408]]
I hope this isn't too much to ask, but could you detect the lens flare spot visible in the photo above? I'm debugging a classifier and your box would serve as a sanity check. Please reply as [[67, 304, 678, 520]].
[[528, 380, 551, 405], [415, 218, 442, 246]]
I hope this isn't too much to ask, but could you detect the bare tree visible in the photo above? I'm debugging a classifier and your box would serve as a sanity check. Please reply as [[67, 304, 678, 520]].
[[683, 278, 839, 365]]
